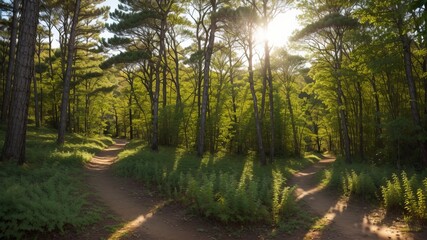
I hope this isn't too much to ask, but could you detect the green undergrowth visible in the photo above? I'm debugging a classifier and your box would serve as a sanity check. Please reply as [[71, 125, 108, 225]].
[[0, 126, 113, 239], [114, 141, 320, 224], [319, 159, 427, 225]]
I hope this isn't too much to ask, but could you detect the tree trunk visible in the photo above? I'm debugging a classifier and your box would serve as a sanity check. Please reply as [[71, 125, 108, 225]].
[[38, 43, 43, 125], [1, 0, 40, 164], [197, 2, 217, 156], [84, 80, 89, 133], [32, 71, 40, 127], [248, 27, 266, 165], [151, 17, 167, 151], [369, 75, 382, 148], [129, 96, 133, 139], [337, 78, 352, 163], [401, 34, 427, 166], [228, 43, 240, 153], [114, 107, 119, 137], [262, 0, 274, 161], [57, 0, 80, 145], [1, 0, 21, 122], [265, 41, 275, 161], [355, 81, 364, 160], [286, 87, 299, 156]]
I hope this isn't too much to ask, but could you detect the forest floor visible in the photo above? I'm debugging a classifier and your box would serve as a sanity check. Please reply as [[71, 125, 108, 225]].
[[72, 140, 426, 239]]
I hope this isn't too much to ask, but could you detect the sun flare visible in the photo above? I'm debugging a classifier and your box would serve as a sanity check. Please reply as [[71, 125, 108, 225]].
[[254, 9, 300, 53]]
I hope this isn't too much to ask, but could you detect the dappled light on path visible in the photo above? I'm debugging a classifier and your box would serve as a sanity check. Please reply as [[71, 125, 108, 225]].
[[108, 201, 168, 240], [85, 139, 128, 171], [85, 139, 224, 240], [290, 157, 415, 240]]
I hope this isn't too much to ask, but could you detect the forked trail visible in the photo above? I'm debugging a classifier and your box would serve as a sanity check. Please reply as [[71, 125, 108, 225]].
[[85, 140, 424, 239]]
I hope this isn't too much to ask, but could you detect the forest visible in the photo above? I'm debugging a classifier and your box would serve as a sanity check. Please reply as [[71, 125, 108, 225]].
[[1, 0, 427, 239]]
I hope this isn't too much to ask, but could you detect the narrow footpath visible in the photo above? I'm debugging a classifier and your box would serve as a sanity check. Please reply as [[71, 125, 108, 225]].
[[289, 156, 423, 240], [84, 139, 233, 240]]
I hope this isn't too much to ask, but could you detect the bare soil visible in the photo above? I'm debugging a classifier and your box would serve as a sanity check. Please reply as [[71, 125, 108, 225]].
[[286, 156, 427, 240], [75, 141, 426, 239]]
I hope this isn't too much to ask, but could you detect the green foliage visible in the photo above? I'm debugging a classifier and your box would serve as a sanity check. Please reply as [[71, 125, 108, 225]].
[[0, 127, 111, 239], [321, 161, 381, 201], [114, 144, 317, 224], [0, 165, 100, 239], [381, 174, 403, 210], [271, 170, 296, 224], [321, 160, 427, 224], [341, 170, 376, 199], [381, 171, 427, 223]]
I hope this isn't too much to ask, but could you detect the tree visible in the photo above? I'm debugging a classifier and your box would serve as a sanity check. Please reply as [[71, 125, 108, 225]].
[[360, 0, 427, 166], [272, 49, 305, 156], [197, 0, 221, 156], [248, 0, 292, 161], [1, 0, 40, 164], [227, 5, 267, 164], [1, 0, 20, 122], [57, 0, 81, 145], [294, 0, 358, 163]]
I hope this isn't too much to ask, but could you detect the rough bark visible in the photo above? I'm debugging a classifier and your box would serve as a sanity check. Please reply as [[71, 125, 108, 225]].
[[1, 0, 40, 164], [57, 0, 81, 145], [1, 0, 21, 122]]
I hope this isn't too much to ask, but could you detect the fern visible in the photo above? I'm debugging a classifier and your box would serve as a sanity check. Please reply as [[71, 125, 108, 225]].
[[0, 167, 100, 239], [381, 173, 403, 210]]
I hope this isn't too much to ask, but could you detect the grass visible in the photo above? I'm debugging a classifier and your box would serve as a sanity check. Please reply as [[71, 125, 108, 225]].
[[0, 125, 113, 239], [113, 141, 320, 225]]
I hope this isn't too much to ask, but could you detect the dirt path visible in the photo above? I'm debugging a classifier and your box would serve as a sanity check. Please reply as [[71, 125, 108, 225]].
[[289, 156, 423, 240], [84, 139, 235, 240], [84, 141, 425, 239]]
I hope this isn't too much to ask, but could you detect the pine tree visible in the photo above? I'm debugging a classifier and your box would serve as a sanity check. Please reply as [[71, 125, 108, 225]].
[[1, 0, 40, 164]]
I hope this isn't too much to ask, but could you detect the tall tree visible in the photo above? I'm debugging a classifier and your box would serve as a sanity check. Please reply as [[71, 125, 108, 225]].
[[272, 49, 305, 156], [294, 0, 358, 163], [227, 5, 267, 164], [1, 0, 40, 164], [1, 0, 20, 122], [57, 0, 81, 145], [197, 0, 224, 156], [361, 0, 427, 166]]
